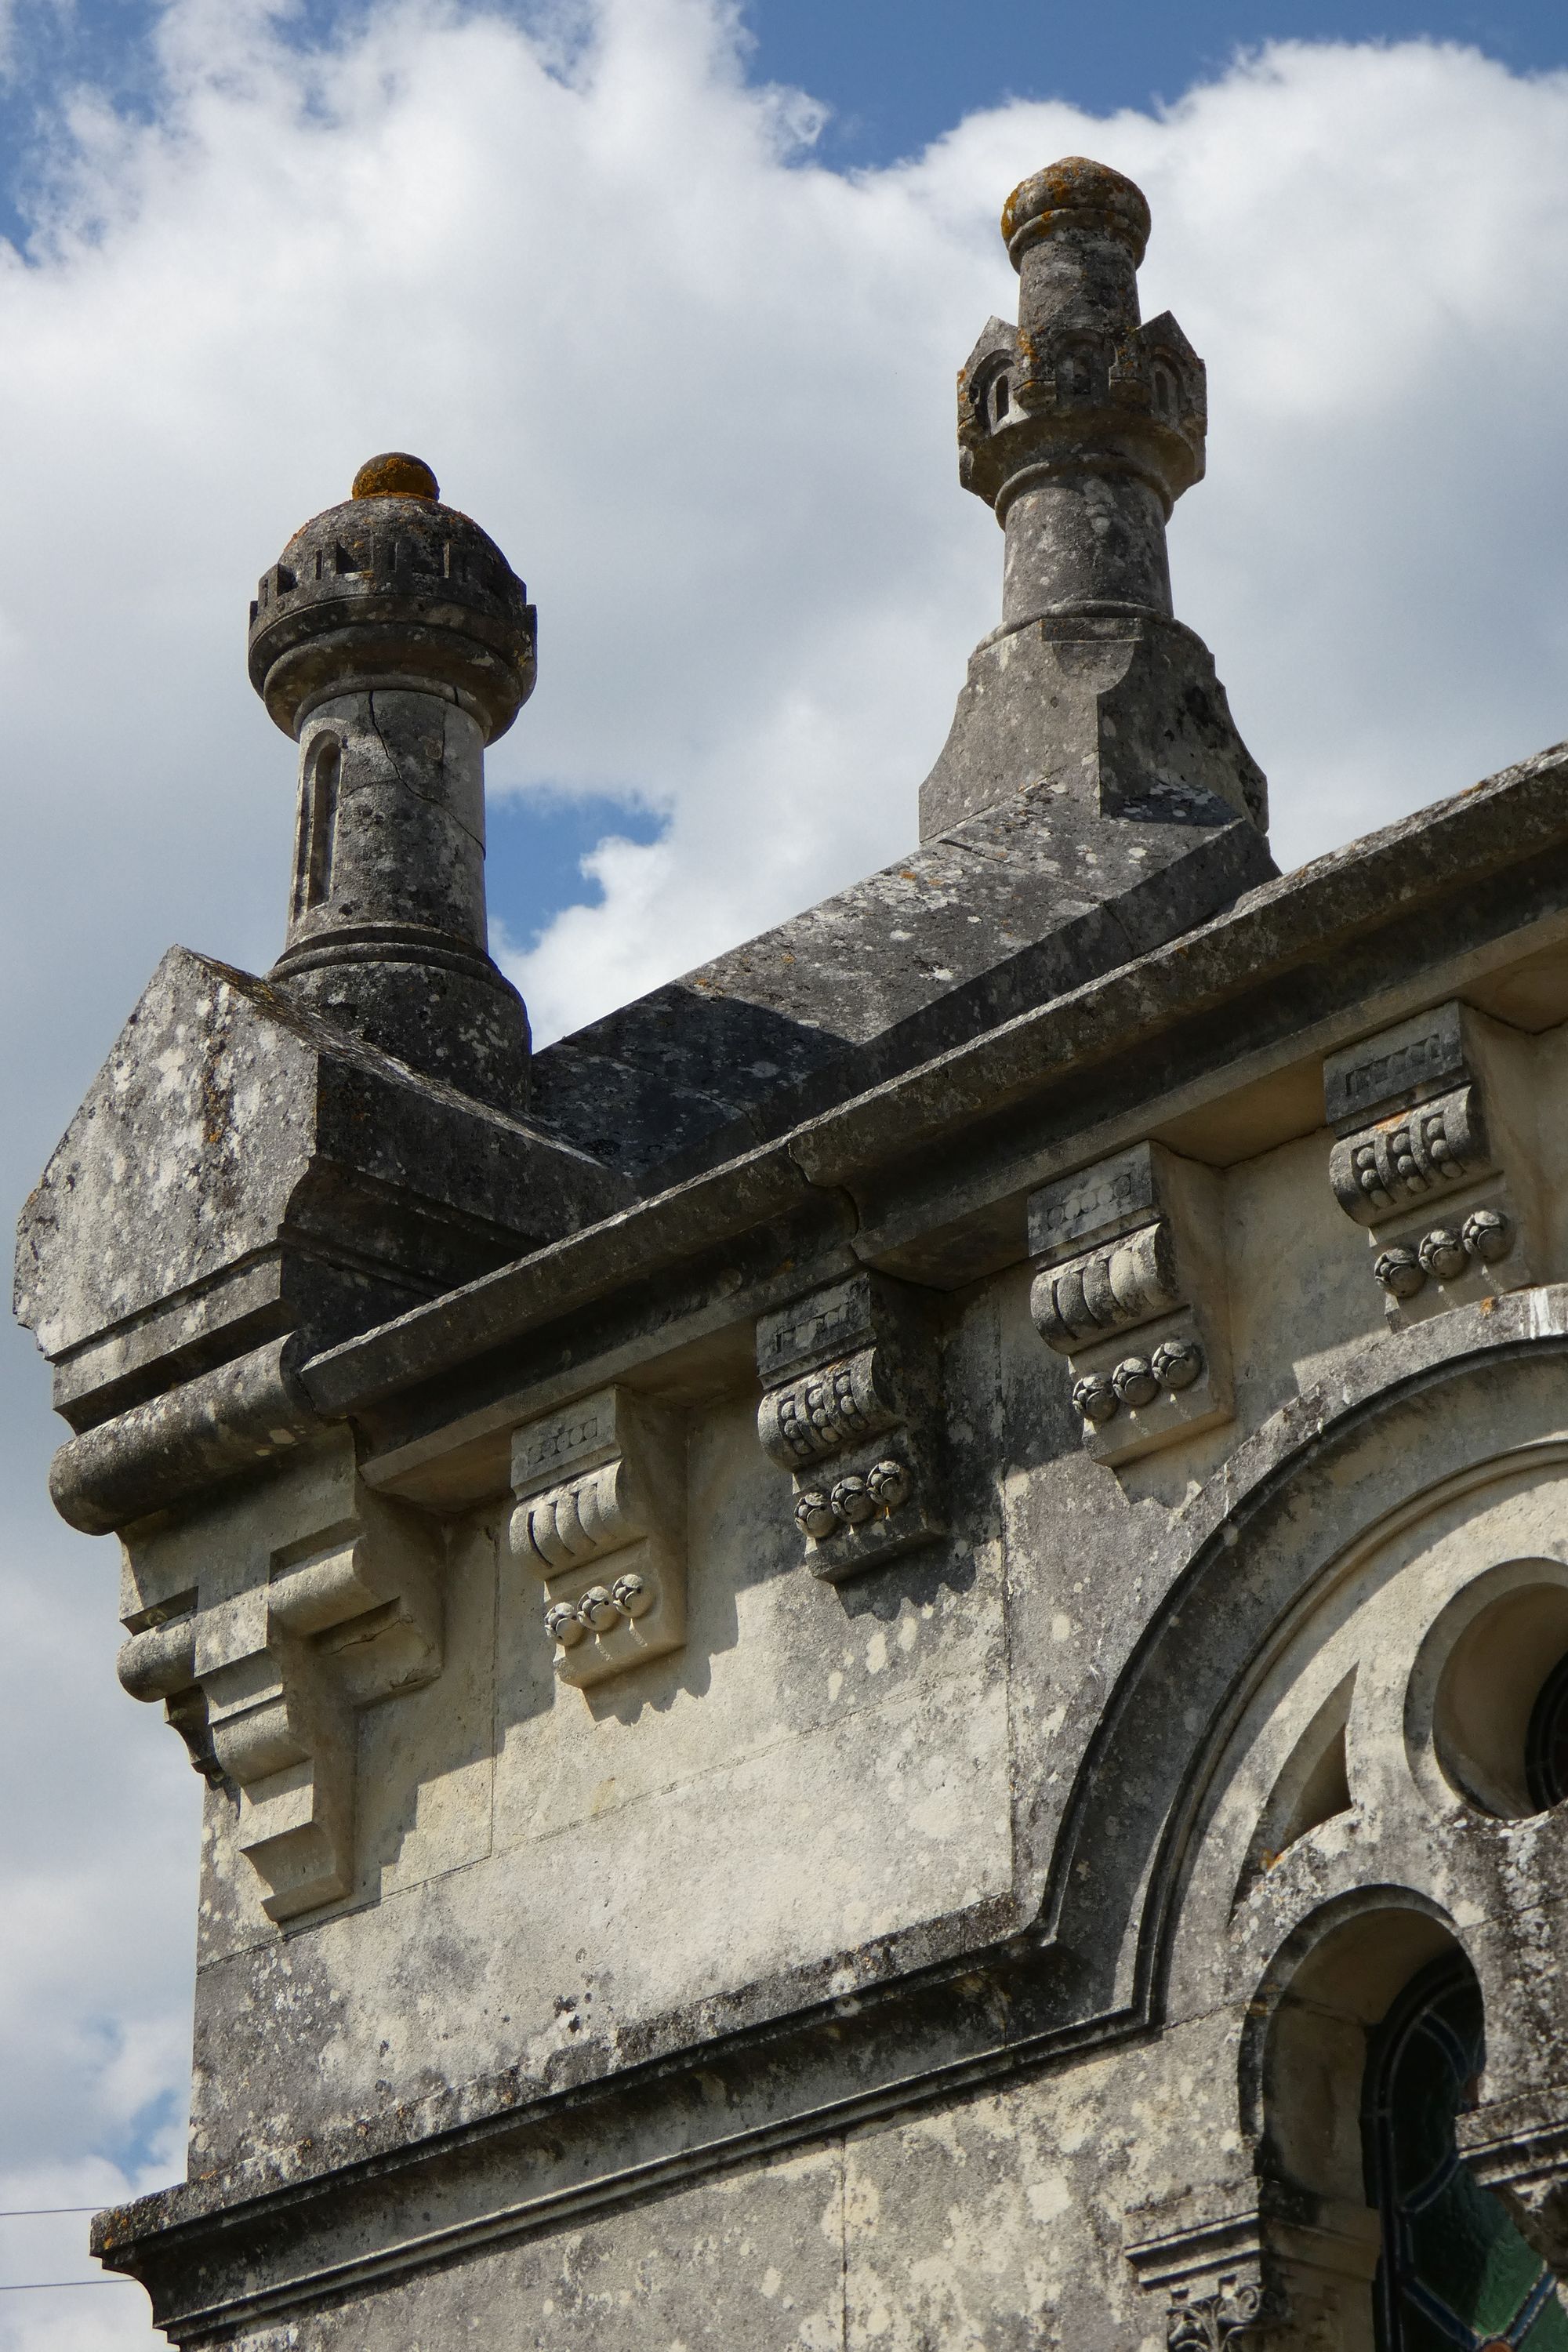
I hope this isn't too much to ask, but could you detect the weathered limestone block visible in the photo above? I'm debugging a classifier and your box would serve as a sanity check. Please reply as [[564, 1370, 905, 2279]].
[[1325, 1000, 1542, 1324], [755, 1271, 946, 1579], [919, 608, 1268, 840], [14, 943, 624, 1454], [115, 1429, 443, 1921], [1028, 1139, 1231, 1464], [507, 1384, 687, 1687]]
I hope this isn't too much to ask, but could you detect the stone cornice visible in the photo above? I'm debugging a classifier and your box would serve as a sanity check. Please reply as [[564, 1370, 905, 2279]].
[[304, 740, 1568, 1454]]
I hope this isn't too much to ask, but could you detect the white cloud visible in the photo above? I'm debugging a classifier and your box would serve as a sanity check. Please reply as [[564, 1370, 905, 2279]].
[[5, 4, 1568, 2336]]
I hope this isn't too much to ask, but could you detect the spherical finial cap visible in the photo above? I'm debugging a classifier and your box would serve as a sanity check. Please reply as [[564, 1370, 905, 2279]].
[[351, 451, 440, 502], [1001, 156, 1151, 270]]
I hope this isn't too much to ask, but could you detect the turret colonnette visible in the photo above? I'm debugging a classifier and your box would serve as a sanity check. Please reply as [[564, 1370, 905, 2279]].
[[248, 451, 536, 1111], [920, 155, 1265, 840]]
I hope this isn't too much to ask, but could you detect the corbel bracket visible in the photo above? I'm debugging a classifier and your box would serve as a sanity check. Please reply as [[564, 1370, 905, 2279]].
[[508, 1385, 687, 1689], [1029, 1141, 1231, 1465], [756, 1272, 945, 1581], [1325, 1001, 1535, 1323], [114, 1436, 443, 1923]]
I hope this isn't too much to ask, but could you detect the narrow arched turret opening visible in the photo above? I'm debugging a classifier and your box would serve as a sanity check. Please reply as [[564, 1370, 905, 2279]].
[[300, 735, 340, 915]]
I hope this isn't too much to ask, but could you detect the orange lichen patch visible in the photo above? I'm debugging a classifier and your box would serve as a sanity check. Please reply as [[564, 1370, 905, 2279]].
[[1001, 156, 1151, 266], [352, 452, 440, 503]]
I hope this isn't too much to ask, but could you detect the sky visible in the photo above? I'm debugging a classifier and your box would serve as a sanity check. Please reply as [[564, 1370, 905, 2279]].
[[5, 0, 1568, 2339]]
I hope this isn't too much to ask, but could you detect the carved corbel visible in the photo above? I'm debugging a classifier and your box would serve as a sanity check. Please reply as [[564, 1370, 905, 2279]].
[[508, 1386, 686, 1689], [756, 1272, 945, 1581], [1029, 1142, 1231, 1465], [1125, 2178, 1381, 2352], [1325, 1001, 1540, 1323], [1457, 2085, 1568, 2276], [114, 1434, 443, 1923]]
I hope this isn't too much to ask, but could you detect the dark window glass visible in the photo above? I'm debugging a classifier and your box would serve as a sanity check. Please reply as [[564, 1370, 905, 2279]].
[[1366, 1957, 1568, 2352], [1527, 1654, 1568, 1811]]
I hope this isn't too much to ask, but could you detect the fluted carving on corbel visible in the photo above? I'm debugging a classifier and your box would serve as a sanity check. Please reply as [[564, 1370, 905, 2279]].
[[756, 1272, 945, 1582], [114, 1438, 444, 1922], [1029, 1142, 1231, 1465], [1324, 1002, 1536, 1323], [508, 1386, 686, 1689]]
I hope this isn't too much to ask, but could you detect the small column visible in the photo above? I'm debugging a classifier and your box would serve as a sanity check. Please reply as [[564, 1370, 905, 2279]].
[[989, 159, 1188, 626], [920, 158, 1266, 844], [248, 452, 537, 1112]]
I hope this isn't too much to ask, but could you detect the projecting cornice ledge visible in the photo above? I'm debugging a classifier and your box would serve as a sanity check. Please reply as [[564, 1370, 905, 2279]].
[[49, 1334, 321, 1535], [301, 739, 1568, 1467]]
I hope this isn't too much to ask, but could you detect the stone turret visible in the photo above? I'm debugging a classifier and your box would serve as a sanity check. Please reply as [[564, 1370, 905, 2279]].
[[920, 157, 1266, 840], [249, 452, 536, 1112], [15, 458, 622, 1520]]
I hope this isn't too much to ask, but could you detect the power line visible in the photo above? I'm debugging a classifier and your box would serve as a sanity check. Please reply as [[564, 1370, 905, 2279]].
[[0, 2279, 137, 2290], [0, 2205, 103, 2217], [0, 2198, 147, 2288]]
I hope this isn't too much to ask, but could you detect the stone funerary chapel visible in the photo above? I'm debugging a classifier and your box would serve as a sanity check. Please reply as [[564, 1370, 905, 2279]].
[[20, 157, 1568, 2352]]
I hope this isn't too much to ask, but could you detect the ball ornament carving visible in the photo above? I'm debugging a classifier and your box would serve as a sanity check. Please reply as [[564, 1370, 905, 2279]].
[[1112, 1357, 1161, 1409], [1374, 1245, 1427, 1300], [866, 1460, 911, 1511], [1373, 1208, 1513, 1301], [1151, 1338, 1203, 1392], [1418, 1228, 1469, 1282], [544, 1601, 586, 1648], [1073, 1374, 1120, 1426], [795, 1491, 837, 1541], [829, 1475, 877, 1527], [1464, 1207, 1513, 1263]]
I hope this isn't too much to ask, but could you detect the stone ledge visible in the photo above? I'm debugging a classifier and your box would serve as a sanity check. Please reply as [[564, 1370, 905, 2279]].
[[303, 741, 1568, 1457]]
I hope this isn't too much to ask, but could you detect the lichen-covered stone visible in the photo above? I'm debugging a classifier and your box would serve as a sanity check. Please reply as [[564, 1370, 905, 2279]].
[[20, 162, 1568, 2351]]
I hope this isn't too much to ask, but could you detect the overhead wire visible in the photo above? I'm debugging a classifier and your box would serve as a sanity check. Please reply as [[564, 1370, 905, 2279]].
[[0, 2204, 142, 2289], [0, 2278, 136, 2290], [0, 2205, 104, 2216]]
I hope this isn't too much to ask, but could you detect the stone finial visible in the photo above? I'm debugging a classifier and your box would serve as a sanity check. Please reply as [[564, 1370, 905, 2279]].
[[350, 451, 440, 501], [960, 155, 1203, 623], [247, 459, 538, 1111], [918, 158, 1266, 844], [1001, 156, 1151, 266]]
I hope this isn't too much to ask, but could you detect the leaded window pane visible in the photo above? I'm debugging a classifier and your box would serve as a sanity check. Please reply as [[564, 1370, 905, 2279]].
[[1367, 1959, 1568, 2352]]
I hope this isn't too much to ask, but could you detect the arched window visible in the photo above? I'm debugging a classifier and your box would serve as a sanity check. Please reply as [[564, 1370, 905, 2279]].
[[292, 737, 340, 920], [991, 374, 1011, 428], [1364, 1956, 1568, 2352], [1527, 1652, 1568, 1808]]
